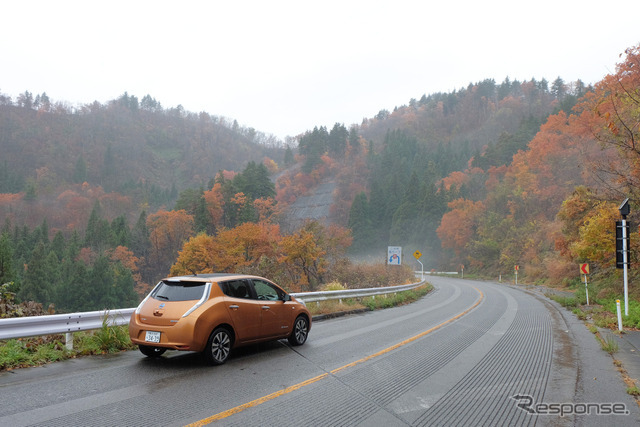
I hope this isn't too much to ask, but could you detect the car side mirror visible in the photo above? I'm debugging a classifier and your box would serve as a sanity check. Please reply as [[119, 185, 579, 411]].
[[282, 294, 291, 302]]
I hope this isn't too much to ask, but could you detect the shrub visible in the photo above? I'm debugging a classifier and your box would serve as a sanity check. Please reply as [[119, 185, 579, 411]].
[[1, 283, 52, 318], [322, 281, 347, 291], [83, 322, 134, 354], [326, 260, 416, 289]]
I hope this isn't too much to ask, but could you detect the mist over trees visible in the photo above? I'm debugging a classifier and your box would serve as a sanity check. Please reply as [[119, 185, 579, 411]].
[[0, 91, 282, 212], [289, 74, 590, 267], [3, 44, 640, 312], [286, 46, 640, 301]]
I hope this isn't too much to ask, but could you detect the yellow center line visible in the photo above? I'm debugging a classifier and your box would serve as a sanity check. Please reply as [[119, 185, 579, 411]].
[[186, 286, 484, 426]]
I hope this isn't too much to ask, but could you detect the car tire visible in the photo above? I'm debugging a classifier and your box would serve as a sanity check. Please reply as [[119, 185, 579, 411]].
[[138, 344, 167, 358], [288, 315, 309, 346], [205, 326, 233, 365]]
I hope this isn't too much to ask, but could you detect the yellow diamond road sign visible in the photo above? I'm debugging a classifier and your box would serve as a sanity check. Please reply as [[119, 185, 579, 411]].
[[413, 250, 422, 259]]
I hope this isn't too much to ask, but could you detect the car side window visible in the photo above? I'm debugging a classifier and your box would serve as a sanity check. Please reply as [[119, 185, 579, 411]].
[[253, 279, 284, 301], [220, 280, 251, 299]]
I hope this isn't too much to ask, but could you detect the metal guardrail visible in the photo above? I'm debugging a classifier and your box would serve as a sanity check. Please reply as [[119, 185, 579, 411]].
[[0, 280, 426, 347], [0, 308, 135, 350], [0, 309, 135, 340], [291, 280, 425, 304], [415, 271, 458, 276]]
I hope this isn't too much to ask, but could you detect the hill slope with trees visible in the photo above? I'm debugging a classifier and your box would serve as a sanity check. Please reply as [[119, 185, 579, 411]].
[[286, 45, 640, 304], [2, 44, 640, 315], [0, 92, 283, 231]]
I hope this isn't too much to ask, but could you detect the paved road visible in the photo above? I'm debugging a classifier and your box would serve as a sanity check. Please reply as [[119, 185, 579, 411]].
[[0, 277, 638, 426]]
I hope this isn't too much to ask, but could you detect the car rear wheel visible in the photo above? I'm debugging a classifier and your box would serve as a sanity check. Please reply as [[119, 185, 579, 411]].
[[205, 326, 233, 365], [138, 344, 167, 358], [288, 315, 309, 346]]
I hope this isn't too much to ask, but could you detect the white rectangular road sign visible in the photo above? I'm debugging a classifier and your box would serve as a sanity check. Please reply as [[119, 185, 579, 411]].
[[388, 246, 402, 265]]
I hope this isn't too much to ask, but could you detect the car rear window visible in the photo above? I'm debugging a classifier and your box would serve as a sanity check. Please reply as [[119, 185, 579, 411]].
[[151, 280, 207, 302]]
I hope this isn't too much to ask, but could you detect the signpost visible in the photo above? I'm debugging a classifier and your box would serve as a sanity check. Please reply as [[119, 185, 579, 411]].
[[514, 265, 519, 285], [413, 250, 423, 280], [580, 263, 590, 305], [617, 199, 630, 316]]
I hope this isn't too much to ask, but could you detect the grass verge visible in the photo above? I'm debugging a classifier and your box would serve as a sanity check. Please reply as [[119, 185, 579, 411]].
[[307, 284, 432, 316], [546, 293, 640, 330], [0, 322, 136, 372]]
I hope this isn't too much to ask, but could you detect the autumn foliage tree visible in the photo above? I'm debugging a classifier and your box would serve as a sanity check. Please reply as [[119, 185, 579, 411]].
[[171, 222, 281, 276], [170, 219, 352, 292], [279, 227, 326, 291], [437, 199, 485, 260], [431, 45, 640, 286], [580, 46, 640, 202], [147, 209, 194, 277], [568, 202, 619, 268], [170, 233, 217, 275], [107, 245, 149, 297], [279, 220, 352, 291]]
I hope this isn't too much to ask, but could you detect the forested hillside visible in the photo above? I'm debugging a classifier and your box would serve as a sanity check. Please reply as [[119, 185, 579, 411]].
[[2, 44, 640, 315], [0, 92, 288, 312], [0, 92, 283, 231], [345, 46, 640, 297], [285, 75, 589, 264], [353, 76, 584, 264], [288, 45, 640, 301]]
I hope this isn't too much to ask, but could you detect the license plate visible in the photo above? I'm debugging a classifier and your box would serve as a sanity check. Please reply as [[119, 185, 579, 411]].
[[145, 331, 161, 343]]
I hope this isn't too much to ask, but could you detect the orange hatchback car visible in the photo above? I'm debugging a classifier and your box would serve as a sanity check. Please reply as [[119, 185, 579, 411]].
[[129, 274, 311, 365]]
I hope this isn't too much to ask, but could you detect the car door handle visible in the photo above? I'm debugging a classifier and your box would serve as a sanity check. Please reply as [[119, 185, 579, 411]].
[[261, 306, 270, 310], [229, 305, 239, 310]]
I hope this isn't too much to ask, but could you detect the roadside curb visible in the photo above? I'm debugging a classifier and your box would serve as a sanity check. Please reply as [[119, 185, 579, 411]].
[[601, 329, 640, 390], [311, 308, 370, 322]]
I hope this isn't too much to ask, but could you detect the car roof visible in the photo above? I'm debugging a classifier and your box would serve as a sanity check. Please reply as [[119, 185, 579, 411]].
[[163, 273, 263, 283]]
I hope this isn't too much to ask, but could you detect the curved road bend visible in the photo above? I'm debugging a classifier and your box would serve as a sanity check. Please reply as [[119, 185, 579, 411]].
[[0, 277, 638, 426]]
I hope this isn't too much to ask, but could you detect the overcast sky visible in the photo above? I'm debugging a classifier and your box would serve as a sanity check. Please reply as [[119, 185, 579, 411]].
[[2, 1, 638, 139]]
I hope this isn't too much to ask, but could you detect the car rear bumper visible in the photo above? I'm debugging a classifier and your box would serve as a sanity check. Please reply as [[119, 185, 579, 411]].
[[128, 313, 207, 352]]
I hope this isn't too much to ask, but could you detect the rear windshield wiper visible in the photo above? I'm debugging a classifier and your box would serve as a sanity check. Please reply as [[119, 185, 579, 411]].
[[156, 294, 169, 300]]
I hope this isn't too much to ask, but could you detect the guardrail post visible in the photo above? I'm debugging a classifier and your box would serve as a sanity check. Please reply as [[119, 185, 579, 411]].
[[65, 332, 73, 350]]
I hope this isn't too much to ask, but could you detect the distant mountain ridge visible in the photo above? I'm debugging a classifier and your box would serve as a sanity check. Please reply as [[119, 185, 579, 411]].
[[0, 92, 284, 230]]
